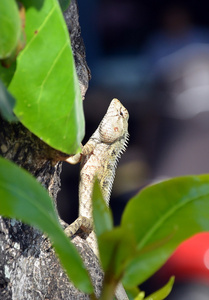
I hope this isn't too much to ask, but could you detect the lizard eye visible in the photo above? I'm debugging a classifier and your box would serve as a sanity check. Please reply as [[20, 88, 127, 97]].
[[120, 109, 124, 117]]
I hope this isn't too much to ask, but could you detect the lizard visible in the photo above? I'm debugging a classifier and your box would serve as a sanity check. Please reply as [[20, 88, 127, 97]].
[[65, 98, 129, 299]]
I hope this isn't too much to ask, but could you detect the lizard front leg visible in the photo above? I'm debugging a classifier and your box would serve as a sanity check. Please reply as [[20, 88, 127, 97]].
[[65, 141, 96, 237]]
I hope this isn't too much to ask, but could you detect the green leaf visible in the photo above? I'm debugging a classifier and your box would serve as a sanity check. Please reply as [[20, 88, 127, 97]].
[[92, 179, 113, 238], [134, 291, 145, 300], [98, 227, 136, 280], [0, 157, 93, 294], [144, 276, 174, 300], [0, 79, 18, 121], [125, 286, 142, 300], [92, 180, 136, 279], [126, 287, 143, 300], [8, 0, 84, 154], [0, 0, 21, 59], [0, 62, 17, 87], [58, 0, 71, 12], [121, 175, 209, 287]]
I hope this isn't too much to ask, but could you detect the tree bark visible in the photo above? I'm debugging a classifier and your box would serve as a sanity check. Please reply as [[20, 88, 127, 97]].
[[0, 1, 103, 299]]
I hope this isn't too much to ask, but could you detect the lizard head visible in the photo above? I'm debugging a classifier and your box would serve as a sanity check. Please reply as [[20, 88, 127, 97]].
[[99, 98, 129, 144]]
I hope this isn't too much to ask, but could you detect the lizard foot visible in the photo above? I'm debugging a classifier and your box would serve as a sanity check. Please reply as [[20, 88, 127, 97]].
[[64, 216, 93, 237]]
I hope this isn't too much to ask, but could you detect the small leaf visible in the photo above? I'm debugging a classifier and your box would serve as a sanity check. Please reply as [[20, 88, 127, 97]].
[[0, 157, 93, 293], [1, 3, 26, 68], [144, 276, 174, 300], [0, 79, 18, 121], [127, 287, 144, 300], [92, 179, 113, 238], [0, 0, 21, 59], [8, 0, 84, 154], [121, 175, 209, 287], [135, 291, 145, 300]]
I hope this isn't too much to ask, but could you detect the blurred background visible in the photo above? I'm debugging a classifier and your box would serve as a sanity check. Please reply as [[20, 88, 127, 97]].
[[58, 0, 209, 298]]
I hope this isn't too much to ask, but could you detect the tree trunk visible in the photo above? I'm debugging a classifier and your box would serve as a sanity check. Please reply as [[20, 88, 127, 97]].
[[0, 1, 103, 299]]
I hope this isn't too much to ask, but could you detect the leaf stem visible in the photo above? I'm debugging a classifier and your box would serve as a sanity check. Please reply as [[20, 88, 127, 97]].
[[99, 275, 117, 300], [90, 292, 98, 300]]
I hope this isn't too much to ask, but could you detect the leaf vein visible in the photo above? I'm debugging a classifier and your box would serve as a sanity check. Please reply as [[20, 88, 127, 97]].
[[137, 191, 209, 250]]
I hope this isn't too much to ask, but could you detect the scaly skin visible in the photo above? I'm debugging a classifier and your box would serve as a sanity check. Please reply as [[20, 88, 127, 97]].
[[65, 98, 129, 299], [79, 98, 129, 218]]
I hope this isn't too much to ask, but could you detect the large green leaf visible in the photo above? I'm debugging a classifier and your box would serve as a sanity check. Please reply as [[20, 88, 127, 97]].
[[121, 175, 209, 287], [0, 157, 93, 293], [8, 0, 84, 154], [0, 0, 21, 59]]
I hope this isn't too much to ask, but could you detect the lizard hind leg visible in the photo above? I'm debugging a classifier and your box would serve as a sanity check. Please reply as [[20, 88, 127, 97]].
[[64, 216, 93, 237]]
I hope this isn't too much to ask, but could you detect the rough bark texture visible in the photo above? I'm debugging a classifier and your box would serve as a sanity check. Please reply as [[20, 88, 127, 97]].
[[0, 1, 103, 299], [64, 0, 91, 99]]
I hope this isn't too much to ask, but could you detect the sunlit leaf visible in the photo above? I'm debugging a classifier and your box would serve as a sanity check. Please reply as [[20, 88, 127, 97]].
[[8, 0, 84, 154], [134, 291, 145, 300], [0, 0, 21, 59]]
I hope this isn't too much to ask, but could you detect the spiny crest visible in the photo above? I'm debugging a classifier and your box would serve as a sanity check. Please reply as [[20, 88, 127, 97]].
[[104, 131, 129, 204], [114, 133, 129, 165], [122, 132, 129, 151]]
